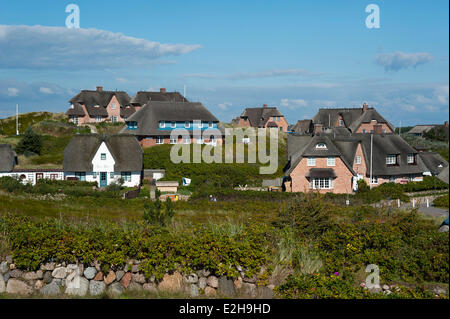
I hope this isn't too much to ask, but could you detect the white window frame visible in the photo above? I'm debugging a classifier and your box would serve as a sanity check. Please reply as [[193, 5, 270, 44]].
[[170, 137, 178, 144], [183, 137, 191, 144], [170, 121, 176, 128], [208, 122, 213, 128], [111, 116, 118, 123], [389, 176, 395, 183], [386, 154, 397, 165], [159, 121, 165, 128], [355, 156, 361, 164], [101, 153, 106, 160], [407, 154, 415, 164], [198, 122, 203, 128], [156, 137, 164, 144], [72, 116, 78, 125], [121, 172, 132, 182], [307, 157, 316, 166], [95, 116, 102, 122], [185, 121, 191, 128], [111, 103, 116, 110], [316, 143, 327, 149], [327, 156, 335, 166], [371, 176, 378, 184], [362, 129, 366, 133], [339, 119, 344, 126], [310, 177, 332, 189]]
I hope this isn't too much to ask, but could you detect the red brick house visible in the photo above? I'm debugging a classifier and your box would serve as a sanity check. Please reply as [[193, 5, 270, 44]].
[[237, 104, 289, 132], [284, 132, 429, 194]]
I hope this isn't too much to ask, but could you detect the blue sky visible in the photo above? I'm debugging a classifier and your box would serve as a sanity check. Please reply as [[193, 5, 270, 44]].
[[0, 0, 448, 126]]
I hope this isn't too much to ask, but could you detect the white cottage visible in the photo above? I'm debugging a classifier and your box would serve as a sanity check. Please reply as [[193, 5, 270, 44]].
[[63, 134, 143, 187]]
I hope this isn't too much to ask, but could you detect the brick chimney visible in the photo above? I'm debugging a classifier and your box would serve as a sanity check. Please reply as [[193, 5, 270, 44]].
[[96, 86, 103, 92], [160, 88, 166, 93], [263, 104, 267, 108], [445, 121, 448, 128], [373, 124, 383, 134], [362, 103, 369, 112], [313, 123, 323, 135]]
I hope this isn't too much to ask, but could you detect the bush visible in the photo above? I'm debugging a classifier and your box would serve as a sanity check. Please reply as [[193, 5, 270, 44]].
[[434, 194, 449, 208], [15, 127, 42, 155]]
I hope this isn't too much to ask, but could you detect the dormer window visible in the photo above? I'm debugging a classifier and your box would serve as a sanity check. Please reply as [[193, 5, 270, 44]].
[[170, 121, 176, 128], [94, 104, 99, 108], [159, 121, 165, 128], [185, 121, 190, 128], [208, 122, 213, 128], [407, 153, 415, 164], [70, 104, 74, 109], [316, 143, 327, 149], [386, 154, 397, 165]]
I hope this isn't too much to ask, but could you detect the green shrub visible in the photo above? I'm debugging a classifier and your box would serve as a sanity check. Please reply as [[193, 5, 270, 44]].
[[434, 194, 449, 208], [15, 127, 42, 155]]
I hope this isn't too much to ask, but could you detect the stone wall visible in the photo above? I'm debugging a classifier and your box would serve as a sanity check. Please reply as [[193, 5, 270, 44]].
[[0, 256, 274, 298]]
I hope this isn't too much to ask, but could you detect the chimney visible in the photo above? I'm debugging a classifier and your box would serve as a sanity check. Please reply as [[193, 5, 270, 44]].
[[373, 124, 383, 134], [362, 102, 369, 112], [160, 88, 166, 93], [313, 123, 323, 135], [96, 86, 103, 92], [263, 104, 267, 108], [445, 121, 448, 128]]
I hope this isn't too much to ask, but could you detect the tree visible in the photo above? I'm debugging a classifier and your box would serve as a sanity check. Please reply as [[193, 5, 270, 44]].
[[16, 127, 42, 155], [143, 189, 175, 227]]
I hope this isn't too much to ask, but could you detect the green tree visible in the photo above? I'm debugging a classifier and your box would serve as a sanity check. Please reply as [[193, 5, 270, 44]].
[[143, 189, 175, 227], [16, 127, 42, 155]]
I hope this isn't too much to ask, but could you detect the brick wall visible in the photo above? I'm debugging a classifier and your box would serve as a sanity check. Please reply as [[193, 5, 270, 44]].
[[355, 122, 392, 133]]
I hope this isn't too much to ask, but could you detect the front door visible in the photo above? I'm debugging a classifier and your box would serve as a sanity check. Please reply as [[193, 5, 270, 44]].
[[100, 172, 107, 187]]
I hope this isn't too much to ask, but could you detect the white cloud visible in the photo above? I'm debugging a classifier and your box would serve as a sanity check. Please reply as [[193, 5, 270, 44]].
[[7, 87, 19, 96], [39, 87, 53, 94], [280, 98, 307, 109], [375, 51, 433, 72], [400, 104, 417, 112], [182, 69, 322, 80], [218, 102, 232, 110], [0, 25, 202, 69]]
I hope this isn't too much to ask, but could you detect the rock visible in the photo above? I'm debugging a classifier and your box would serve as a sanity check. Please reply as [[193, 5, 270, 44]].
[[383, 289, 392, 295], [218, 276, 236, 297], [267, 284, 275, 290], [189, 284, 199, 297], [131, 265, 139, 273], [3, 272, 10, 283], [150, 275, 156, 283], [438, 225, 449, 233], [368, 286, 382, 294], [243, 276, 257, 284], [52, 267, 67, 279], [199, 277, 207, 289], [93, 260, 101, 272], [65, 276, 89, 296], [143, 283, 158, 294], [234, 277, 243, 290], [197, 269, 210, 277], [93, 272, 103, 281], [6, 279, 33, 295], [236, 265, 243, 272], [40, 281, 61, 296], [204, 286, 216, 297], [132, 273, 146, 284], [120, 272, 132, 288], [128, 282, 142, 292], [108, 282, 125, 296], [9, 264, 15, 270], [5, 256, 12, 264], [206, 276, 219, 288], [34, 280, 44, 290], [382, 284, 390, 291], [241, 282, 257, 298], [256, 286, 273, 299], [432, 287, 447, 295], [115, 270, 125, 282], [158, 272, 184, 293], [0, 262, 8, 274], [0, 274, 5, 293], [89, 280, 106, 296], [40, 262, 56, 271], [22, 271, 41, 281], [9, 269, 23, 278], [84, 267, 97, 280], [185, 273, 198, 284], [43, 271, 52, 284], [36, 270, 44, 279], [104, 270, 116, 285], [52, 278, 65, 288]]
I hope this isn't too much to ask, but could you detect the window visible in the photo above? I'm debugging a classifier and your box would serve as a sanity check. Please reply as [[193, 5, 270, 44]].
[[111, 103, 116, 110], [156, 137, 164, 144], [50, 174, 58, 180], [75, 172, 86, 181], [316, 143, 327, 149], [101, 153, 106, 160], [362, 129, 366, 133], [95, 116, 102, 122], [127, 121, 137, 129], [110, 172, 115, 178], [310, 178, 332, 189], [159, 121, 165, 128], [183, 137, 191, 144], [93, 172, 97, 178], [307, 157, 316, 166], [355, 156, 361, 164], [198, 122, 203, 128], [111, 116, 118, 123], [407, 154, 415, 164], [185, 121, 190, 128], [382, 129, 386, 133], [408, 174, 415, 181], [371, 176, 378, 184], [170, 137, 177, 144], [339, 119, 344, 126], [389, 176, 395, 183], [121, 172, 131, 182], [72, 116, 78, 125], [386, 154, 397, 165], [208, 122, 213, 128], [170, 121, 176, 128], [327, 156, 335, 166]]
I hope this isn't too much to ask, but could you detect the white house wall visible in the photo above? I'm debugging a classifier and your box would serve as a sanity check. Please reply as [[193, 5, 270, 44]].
[[0, 171, 64, 186], [92, 142, 115, 172], [64, 171, 141, 187]]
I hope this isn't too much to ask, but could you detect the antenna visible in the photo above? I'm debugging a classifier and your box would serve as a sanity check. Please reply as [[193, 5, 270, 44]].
[[16, 104, 19, 135], [184, 85, 186, 98]]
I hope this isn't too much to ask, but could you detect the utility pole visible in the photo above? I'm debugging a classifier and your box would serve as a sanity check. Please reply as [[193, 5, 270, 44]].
[[16, 104, 19, 135], [370, 132, 373, 190]]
